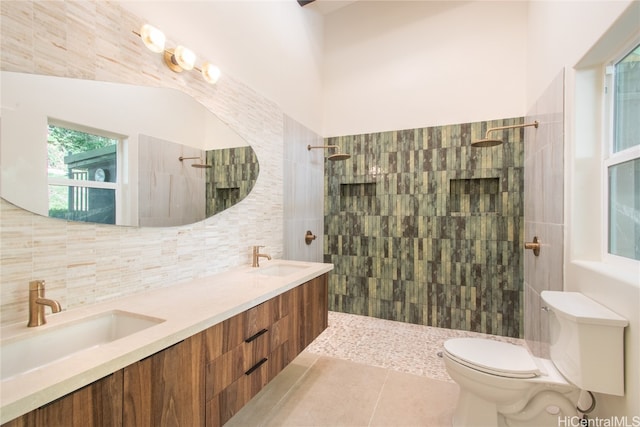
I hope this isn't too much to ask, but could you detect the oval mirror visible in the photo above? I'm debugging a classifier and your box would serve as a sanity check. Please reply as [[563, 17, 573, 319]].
[[0, 71, 258, 227]]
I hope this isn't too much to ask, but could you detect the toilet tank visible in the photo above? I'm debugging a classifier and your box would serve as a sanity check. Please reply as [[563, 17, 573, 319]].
[[541, 291, 628, 396]]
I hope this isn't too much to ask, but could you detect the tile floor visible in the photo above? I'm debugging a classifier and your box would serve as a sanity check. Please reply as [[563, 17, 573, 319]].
[[226, 311, 523, 427]]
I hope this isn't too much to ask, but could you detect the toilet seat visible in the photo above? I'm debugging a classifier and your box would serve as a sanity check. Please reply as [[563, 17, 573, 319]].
[[443, 338, 541, 379]]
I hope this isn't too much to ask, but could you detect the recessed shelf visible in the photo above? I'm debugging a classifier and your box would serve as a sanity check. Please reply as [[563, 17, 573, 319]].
[[340, 182, 377, 212], [449, 178, 500, 215]]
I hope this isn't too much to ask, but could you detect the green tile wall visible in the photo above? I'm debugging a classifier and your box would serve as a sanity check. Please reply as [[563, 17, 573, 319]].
[[324, 118, 524, 338], [206, 146, 259, 215]]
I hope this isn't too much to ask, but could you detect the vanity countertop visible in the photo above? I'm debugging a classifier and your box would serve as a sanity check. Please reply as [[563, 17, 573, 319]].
[[0, 259, 333, 424]]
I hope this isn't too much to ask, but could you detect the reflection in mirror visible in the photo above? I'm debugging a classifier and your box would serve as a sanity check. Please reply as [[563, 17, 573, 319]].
[[48, 122, 120, 224], [0, 71, 259, 227], [206, 146, 258, 215], [137, 136, 258, 227]]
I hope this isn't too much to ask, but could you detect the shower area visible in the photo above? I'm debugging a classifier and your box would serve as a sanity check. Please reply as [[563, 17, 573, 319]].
[[323, 117, 526, 339]]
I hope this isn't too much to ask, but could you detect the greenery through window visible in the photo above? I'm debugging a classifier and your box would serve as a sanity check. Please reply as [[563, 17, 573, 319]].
[[48, 123, 119, 224]]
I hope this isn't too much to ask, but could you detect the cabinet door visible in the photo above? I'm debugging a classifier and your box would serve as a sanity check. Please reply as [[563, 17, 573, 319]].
[[0, 412, 35, 427], [123, 334, 204, 427], [2, 371, 123, 427], [306, 273, 329, 343], [288, 273, 329, 359]]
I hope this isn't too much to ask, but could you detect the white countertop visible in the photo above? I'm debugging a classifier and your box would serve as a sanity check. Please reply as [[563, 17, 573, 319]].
[[0, 259, 333, 424]]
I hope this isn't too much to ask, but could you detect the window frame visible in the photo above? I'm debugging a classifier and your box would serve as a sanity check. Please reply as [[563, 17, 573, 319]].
[[601, 36, 640, 265], [47, 118, 126, 225]]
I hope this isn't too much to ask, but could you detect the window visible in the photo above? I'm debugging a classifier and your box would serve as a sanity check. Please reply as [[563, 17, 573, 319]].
[[47, 121, 122, 224], [604, 42, 640, 261]]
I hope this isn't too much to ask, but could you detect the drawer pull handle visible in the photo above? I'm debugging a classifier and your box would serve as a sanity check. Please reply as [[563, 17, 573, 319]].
[[245, 328, 268, 343], [245, 358, 268, 375]]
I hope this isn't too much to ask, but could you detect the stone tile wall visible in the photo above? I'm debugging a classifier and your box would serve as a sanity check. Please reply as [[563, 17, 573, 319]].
[[524, 70, 565, 356], [206, 146, 259, 215], [283, 116, 325, 263], [324, 118, 525, 338]]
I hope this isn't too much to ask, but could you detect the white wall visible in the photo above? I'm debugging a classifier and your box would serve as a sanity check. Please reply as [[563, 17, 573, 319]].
[[526, 0, 634, 107], [119, 1, 529, 138], [527, 0, 639, 418], [120, 0, 325, 134], [322, 0, 528, 137]]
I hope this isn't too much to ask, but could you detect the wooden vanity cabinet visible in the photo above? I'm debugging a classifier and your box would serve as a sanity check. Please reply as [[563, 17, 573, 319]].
[[2, 371, 123, 427], [204, 291, 288, 426], [2, 273, 328, 427], [205, 273, 328, 427], [122, 333, 205, 426]]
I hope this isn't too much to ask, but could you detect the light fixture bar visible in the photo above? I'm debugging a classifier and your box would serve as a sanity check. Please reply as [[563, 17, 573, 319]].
[[133, 25, 221, 85]]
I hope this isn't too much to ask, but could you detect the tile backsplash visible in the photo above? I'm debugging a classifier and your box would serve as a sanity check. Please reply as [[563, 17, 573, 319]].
[[0, 0, 283, 326], [324, 119, 526, 338]]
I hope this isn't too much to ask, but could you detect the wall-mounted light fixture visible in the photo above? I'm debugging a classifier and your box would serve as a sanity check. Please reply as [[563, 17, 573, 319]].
[[134, 24, 221, 84]]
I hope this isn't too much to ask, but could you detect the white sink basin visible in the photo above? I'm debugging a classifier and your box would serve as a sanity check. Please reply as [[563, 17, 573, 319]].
[[1, 310, 164, 381], [252, 263, 310, 277]]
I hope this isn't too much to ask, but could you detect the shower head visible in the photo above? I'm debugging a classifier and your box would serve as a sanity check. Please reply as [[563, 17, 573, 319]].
[[471, 138, 504, 148], [471, 121, 539, 147], [328, 152, 351, 161], [179, 156, 212, 169], [307, 144, 351, 161]]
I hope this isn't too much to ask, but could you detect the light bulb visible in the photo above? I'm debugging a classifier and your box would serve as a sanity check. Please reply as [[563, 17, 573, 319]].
[[174, 45, 196, 71], [140, 24, 165, 53], [201, 62, 221, 84]]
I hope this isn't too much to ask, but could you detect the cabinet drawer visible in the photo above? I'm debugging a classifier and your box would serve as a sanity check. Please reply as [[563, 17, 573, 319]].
[[270, 313, 290, 350], [205, 329, 270, 400], [206, 354, 270, 427], [204, 300, 272, 361], [244, 299, 272, 338]]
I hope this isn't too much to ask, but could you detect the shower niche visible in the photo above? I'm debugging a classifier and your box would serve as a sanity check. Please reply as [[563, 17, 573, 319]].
[[449, 177, 500, 215], [339, 182, 377, 212]]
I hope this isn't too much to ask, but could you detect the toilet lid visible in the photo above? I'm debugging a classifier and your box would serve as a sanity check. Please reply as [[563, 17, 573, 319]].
[[444, 338, 541, 379]]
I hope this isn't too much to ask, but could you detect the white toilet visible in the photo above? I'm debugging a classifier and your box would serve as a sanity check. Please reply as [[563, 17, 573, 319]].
[[442, 291, 628, 427]]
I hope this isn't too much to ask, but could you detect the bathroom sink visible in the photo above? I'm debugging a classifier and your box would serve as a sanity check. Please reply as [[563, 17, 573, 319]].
[[252, 263, 311, 277], [0, 310, 164, 381]]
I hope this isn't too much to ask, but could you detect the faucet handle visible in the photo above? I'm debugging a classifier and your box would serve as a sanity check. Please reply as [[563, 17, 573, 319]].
[[29, 279, 46, 291]]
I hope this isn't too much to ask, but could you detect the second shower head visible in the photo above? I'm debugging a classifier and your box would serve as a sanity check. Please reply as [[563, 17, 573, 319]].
[[471, 121, 539, 147], [307, 145, 351, 161], [179, 156, 212, 169]]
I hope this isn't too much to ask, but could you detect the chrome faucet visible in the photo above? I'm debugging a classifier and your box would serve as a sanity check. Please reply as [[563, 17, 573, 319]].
[[28, 280, 62, 327], [252, 245, 271, 267]]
